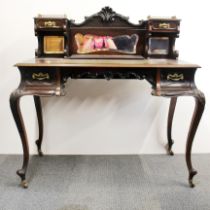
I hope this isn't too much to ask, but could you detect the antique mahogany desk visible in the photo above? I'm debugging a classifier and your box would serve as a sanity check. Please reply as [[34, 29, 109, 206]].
[[10, 7, 205, 188]]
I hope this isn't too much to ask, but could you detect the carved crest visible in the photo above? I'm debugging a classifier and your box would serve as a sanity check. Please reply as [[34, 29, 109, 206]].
[[70, 6, 144, 27], [97, 7, 129, 23], [98, 7, 116, 22], [83, 6, 129, 24]]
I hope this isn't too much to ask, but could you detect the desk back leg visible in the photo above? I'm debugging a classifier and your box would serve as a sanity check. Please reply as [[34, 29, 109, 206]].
[[166, 97, 177, 155], [186, 90, 205, 187], [10, 90, 29, 188], [34, 96, 44, 156]]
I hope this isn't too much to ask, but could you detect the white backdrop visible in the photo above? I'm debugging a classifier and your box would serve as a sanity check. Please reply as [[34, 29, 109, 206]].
[[0, 0, 209, 154]]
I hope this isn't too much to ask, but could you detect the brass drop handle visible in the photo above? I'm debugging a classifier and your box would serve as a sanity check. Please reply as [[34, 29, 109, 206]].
[[158, 23, 170, 29], [32, 72, 50, 80], [167, 73, 184, 81], [44, 21, 57, 27]]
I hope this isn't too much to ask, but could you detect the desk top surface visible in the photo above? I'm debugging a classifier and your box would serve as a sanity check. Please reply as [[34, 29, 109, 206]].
[[15, 58, 200, 68]]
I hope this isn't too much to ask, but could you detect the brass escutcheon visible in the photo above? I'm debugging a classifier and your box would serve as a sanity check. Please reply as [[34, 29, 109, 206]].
[[167, 73, 184, 81], [32, 72, 50, 80]]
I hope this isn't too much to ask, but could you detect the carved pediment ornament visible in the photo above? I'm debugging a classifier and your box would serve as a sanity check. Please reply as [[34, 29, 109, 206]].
[[84, 6, 129, 23], [97, 6, 128, 22]]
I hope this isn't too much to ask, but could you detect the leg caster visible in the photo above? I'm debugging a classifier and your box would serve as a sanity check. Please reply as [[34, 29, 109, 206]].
[[165, 140, 174, 156], [35, 139, 43, 156], [17, 169, 28, 188], [188, 170, 197, 188], [21, 180, 28, 189]]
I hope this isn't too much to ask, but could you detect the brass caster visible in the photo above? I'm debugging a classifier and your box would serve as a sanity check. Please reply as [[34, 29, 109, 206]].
[[188, 170, 197, 188], [189, 180, 195, 188], [21, 180, 28, 189], [38, 149, 44, 157], [165, 143, 174, 156], [167, 149, 174, 156], [36, 140, 44, 156]]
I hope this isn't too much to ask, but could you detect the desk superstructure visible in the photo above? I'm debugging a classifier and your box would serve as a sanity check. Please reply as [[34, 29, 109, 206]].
[[10, 7, 205, 188]]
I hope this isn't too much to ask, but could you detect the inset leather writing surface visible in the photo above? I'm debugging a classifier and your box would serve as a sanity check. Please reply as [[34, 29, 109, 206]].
[[15, 58, 200, 68]]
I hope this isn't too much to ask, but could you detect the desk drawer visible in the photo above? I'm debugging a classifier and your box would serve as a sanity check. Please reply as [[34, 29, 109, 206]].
[[160, 70, 192, 81], [35, 19, 67, 30], [148, 20, 179, 32], [21, 69, 58, 84]]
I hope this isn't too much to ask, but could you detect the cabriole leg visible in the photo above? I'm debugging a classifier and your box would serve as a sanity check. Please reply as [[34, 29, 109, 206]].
[[10, 90, 29, 188], [34, 96, 44, 156], [186, 90, 205, 187], [166, 97, 177, 155]]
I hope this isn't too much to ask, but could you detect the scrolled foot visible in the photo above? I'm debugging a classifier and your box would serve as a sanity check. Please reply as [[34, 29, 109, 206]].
[[16, 169, 25, 179], [165, 140, 174, 156], [188, 170, 197, 188], [35, 140, 44, 156]]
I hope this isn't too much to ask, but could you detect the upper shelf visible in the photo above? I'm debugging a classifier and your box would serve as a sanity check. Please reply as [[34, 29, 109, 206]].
[[34, 7, 180, 59]]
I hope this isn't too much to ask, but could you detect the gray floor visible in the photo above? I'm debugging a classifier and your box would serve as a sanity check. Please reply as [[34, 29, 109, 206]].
[[0, 155, 210, 210]]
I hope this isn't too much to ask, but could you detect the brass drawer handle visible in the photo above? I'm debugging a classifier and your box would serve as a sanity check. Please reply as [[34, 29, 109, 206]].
[[167, 73, 184, 81], [44, 21, 57, 28], [158, 23, 170, 29], [32, 73, 50, 80], [152, 22, 177, 30]]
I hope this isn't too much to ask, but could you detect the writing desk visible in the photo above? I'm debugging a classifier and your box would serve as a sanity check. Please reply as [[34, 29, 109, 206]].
[[10, 7, 205, 188], [10, 58, 205, 188]]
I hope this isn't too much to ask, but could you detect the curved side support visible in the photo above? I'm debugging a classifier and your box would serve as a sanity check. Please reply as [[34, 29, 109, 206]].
[[10, 89, 29, 188], [34, 96, 44, 156], [186, 90, 205, 187], [166, 97, 177, 155]]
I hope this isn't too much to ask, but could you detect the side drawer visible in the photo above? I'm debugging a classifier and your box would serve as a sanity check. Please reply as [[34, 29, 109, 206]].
[[18, 67, 64, 96], [20, 68, 58, 85], [35, 18, 67, 30], [160, 70, 193, 82], [148, 20, 180, 32]]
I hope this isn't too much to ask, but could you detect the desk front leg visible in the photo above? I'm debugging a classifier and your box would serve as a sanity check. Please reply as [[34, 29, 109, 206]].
[[34, 96, 44, 156], [166, 97, 177, 155], [186, 90, 205, 187], [154, 68, 205, 187], [10, 89, 29, 188]]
